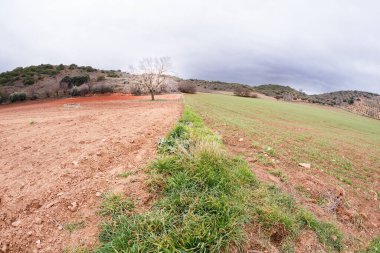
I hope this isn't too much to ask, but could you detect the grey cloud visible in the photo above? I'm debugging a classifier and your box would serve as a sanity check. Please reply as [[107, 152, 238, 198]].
[[0, 0, 379, 94]]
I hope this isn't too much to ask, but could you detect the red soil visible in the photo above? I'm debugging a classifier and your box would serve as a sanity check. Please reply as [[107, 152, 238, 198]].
[[0, 94, 183, 252]]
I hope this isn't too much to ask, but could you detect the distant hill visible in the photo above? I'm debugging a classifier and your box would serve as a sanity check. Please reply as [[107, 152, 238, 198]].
[[0, 64, 120, 87], [182, 79, 252, 92], [252, 84, 308, 100], [308, 90, 380, 119], [308, 90, 378, 106], [0, 64, 126, 102]]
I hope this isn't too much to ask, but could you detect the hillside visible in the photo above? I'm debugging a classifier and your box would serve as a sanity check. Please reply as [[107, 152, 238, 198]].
[[253, 84, 308, 100], [308, 91, 380, 119], [249, 85, 380, 119], [181, 79, 253, 92], [0, 64, 126, 102]]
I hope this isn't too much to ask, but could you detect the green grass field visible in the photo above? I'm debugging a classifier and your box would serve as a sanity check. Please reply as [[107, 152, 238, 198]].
[[185, 93, 380, 191]]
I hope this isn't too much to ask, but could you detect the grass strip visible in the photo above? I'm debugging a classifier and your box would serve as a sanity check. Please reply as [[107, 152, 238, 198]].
[[95, 107, 343, 252]]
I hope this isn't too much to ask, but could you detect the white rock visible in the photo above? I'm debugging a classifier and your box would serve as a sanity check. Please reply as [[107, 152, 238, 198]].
[[299, 163, 311, 169], [238, 138, 244, 142], [11, 220, 21, 227], [95, 192, 102, 197], [36, 239, 42, 249]]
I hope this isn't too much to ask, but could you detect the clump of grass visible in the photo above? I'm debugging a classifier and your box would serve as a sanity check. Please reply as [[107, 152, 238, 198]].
[[64, 221, 85, 233], [361, 236, 380, 252], [268, 169, 288, 182], [297, 210, 343, 251], [98, 193, 134, 217], [250, 184, 343, 251], [265, 146, 276, 157], [117, 171, 133, 178], [256, 153, 274, 167]]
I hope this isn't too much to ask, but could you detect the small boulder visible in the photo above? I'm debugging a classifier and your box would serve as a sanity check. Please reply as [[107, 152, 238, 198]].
[[11, 220, 21, 227], [299, 163, 311, 169]]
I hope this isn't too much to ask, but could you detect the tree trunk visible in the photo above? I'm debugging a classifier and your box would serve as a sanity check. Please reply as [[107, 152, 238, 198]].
[[150, 90, 155, 101]]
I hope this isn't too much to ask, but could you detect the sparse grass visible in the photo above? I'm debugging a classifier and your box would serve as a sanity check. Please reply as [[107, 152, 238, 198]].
[[98, 193, 134, 217], [185, 93, 380, 191], [268, 169, 288, 182], [117, 171, 133, 178], [256, 153, 274, 167], [64, 221, 85, 233], [361, 236, 380, 253]]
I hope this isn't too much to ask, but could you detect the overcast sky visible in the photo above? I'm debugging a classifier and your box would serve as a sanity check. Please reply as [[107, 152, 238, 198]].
[[1, 0, 379, 94]]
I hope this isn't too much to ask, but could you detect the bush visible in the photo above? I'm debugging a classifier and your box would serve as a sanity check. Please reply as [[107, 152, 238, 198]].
[[250, 93, 258, 98], [106, 72, 119, 78], [70, 85, 90, 97], [129, 84, 143, 95], [56, 64, 65, 71], [234, 86, 252, 97], [92, 84, 113, 94], [79, 85, 90, 96], [178, 82, 197, 94], [68, 64, 78, 69], [60, 75, 90, 88], [97, 75, 106, 82], [23, 77, 35, 85], [9, 92, 27, 102], [69, 86, 80, 96], [0, 96, 2, 104]]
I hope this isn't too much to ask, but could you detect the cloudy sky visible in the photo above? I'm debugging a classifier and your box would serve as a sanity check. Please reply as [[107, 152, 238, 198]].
[[1, 0, 379, 94]]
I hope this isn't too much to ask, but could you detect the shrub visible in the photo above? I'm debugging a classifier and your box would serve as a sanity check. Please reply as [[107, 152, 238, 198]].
[[97, 75, 106, 82], [68, 64, 78, 69], [23, 77, 35, 85], [106, 72, 119, 78], [79, 85, 90, 96], [9, 92, 27, 102], [56, 64, 65, 71], [70, 85, 90, 97], [250, 93, 258, 98], [84, 66, 97, 72], [234, 86, 251, 97], [129, 84, 143, 95], [178, 81, 197, 94], [69, 86, 80, 96], [0, 96, 2, 104], [92, 84, 113, 94], [60, 75, 90, 88]]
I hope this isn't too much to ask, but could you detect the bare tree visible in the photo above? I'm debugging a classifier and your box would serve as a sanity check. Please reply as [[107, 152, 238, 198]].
[[130, 57, 171, 101]]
